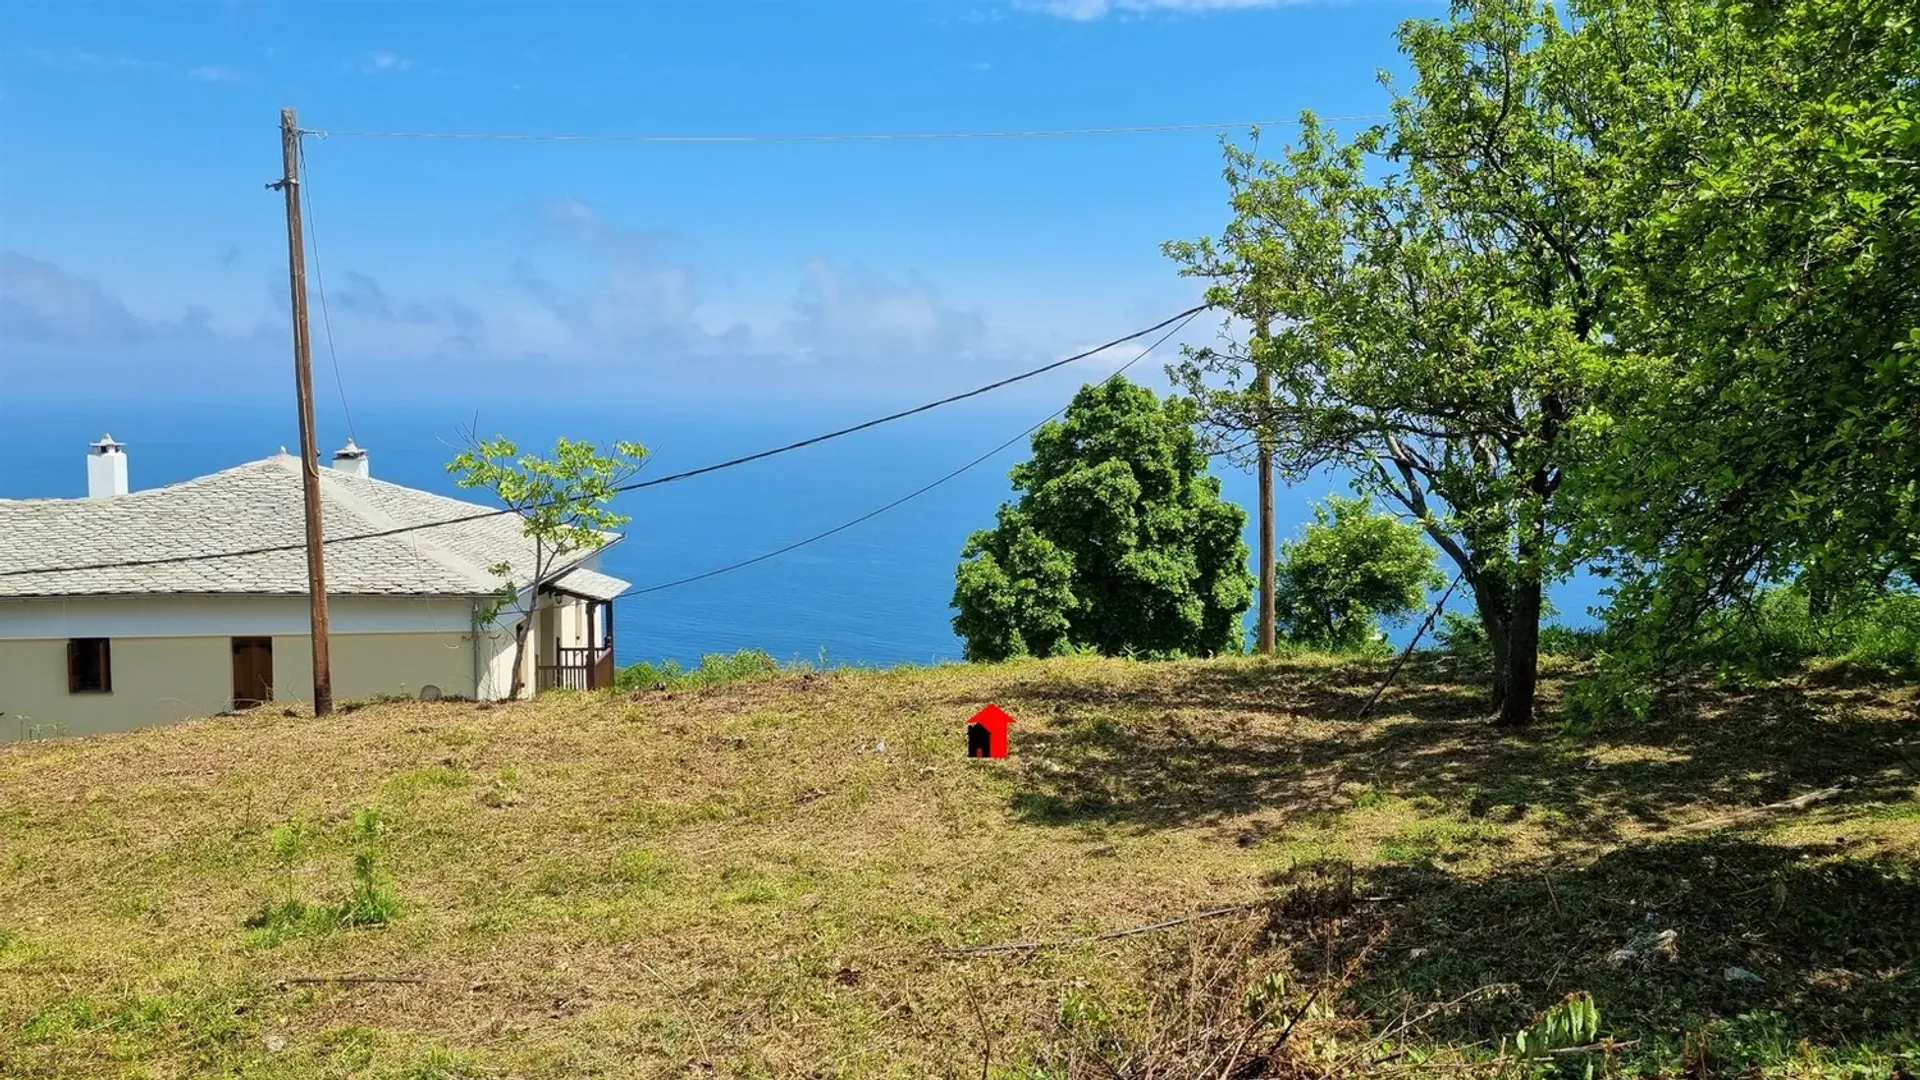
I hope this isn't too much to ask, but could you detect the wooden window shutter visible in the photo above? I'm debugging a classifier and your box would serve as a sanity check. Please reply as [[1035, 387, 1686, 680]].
[[67, 640, 80, 694]]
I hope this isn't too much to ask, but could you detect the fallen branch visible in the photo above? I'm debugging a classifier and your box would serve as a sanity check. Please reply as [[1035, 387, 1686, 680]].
[[1541, 1039, 1641, 1057], [939, 903, 1266, 956], [275, 974, 430, 988], [1358, 571, 1463, 719], [1672, 778, 1867, 833]]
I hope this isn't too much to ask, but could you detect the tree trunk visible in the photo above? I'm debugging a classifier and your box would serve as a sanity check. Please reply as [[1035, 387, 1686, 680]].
[[506, 543, 546, 700], [1257, 439, 1275, 655], [1496, 572, 1543, 728], [1468, 570, 1513, 711], [507, 617, 530, 699], [1255, 346, 1276, 656]]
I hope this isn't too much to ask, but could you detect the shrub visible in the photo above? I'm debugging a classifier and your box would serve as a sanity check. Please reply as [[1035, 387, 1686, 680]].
[[1273, 495, 1442, 653], [615, 649, 790, 692], [1693, 582, 1920, 682]]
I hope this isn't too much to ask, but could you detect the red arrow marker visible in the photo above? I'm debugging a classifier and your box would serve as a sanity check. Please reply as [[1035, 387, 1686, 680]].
[[966, 704, 1015, 759]]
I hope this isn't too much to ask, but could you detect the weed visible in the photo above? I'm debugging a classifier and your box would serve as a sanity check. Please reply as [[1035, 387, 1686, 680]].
[[245, 807, 399, 943], [1377, 818, 1503, 864], [319, 1025, 381, 1071], [479, 765, 522, 808], [387, 765, 469, 796], [338, 851, 401, 927], [617, 848, 671, 889], [1504, 992, 1604, 1076], [341, 690, 419, 714], [13, 713, 68, 741], [21, 996, 102, 1042], [383, 1048, 479, 1080], [269, 819, 314, 863], [347, 806, 386, 844], [243, 897, 337, 945]]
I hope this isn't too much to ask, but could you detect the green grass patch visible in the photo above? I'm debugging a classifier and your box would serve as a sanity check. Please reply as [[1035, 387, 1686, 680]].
[[2, 655, 1915, 1076]]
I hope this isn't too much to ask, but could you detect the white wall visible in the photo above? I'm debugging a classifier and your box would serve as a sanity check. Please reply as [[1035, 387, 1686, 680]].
[[473, 592, 601, 699], [0, 594, 478, 640], [0, 630, 484, 741], [0, 593, 506, 741], [272, 632, 479, 704], [0, 637, 231, 739], [0, 592, 612, 739]]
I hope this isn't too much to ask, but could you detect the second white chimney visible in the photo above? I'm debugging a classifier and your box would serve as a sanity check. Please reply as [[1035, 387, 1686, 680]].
[[331, 439, 370, 479], [87, 434, 128, 498]]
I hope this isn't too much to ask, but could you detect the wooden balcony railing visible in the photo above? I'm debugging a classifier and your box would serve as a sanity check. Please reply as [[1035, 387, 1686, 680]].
[[536, 644, 616, 692]]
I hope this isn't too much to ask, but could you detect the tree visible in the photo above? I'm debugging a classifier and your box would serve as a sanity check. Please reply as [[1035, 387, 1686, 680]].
[[447, 434, 648, 698], [1557, 0, 1920, 660], [952, 377, 1253, 661], [1167, 0, 1625, 726], [1275, 496, 1443, 651]]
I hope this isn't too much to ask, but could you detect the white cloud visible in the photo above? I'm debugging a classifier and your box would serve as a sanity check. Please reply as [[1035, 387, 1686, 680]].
[[0, 252, 281, 396], [14, 46, 162, 71], [784, 259, 988, 365], [4, 197, 1166, 402], [1, 253, 224, 346], [358, 50, 411, 73], [1023, 0, 1292, 19], [187, 64, 244, 82]]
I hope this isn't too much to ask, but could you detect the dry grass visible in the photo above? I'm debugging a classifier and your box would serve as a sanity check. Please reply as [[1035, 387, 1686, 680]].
[[1, 655, 1916, 1078]]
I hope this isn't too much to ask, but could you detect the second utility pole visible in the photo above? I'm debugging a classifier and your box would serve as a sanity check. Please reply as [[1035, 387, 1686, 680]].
[[1254, 318, 1276, 656], [274, 106, 335, 716]]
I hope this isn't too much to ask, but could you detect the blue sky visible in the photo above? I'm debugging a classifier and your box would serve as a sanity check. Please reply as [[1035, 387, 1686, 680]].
[[2, 0, 1434, 411]]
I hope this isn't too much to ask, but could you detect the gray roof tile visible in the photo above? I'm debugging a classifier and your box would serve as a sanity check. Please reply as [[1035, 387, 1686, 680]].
[[0, 453, 630, 599]]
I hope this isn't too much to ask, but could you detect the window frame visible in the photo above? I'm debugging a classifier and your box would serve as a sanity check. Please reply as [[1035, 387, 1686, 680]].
[[66, 637, 112, 695]]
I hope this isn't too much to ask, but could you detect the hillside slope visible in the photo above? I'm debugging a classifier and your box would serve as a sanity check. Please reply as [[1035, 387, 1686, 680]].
[[2, 657, 1917, 1077]]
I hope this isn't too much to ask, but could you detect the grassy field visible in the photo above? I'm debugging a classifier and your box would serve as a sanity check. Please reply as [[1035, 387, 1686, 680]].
[[2, 655, 1917, 1078]]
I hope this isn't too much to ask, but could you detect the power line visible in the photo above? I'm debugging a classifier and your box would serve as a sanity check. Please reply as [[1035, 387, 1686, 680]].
[[298, 116, 1388, 145], [0, 305, 1210, 580], [622, 303, 1207, 491], [298, 138, 357, 443], [625, 310, 1204, 596]]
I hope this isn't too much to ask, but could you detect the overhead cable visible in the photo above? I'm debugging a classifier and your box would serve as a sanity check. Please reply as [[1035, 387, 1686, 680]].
[[624, 309, 1204, 596], [0, 305, 1210, 579], [298, 116, 1387, 145]]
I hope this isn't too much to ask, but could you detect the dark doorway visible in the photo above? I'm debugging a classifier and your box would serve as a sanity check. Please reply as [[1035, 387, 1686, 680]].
[[967, 722, 992, 758], [231, 636, 273, 709]]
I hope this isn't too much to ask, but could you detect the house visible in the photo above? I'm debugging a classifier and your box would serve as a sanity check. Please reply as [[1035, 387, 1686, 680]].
[[0, 435, 630, 741]]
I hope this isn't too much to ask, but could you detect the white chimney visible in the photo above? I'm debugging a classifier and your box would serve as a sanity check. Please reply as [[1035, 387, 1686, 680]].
[[331, 439, 369, 479], [87, 434, 128, 498]]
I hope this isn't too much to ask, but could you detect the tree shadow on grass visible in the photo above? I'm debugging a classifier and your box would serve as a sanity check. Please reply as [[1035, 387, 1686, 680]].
[[1329, 836, 1920, 1071], [989, 660, 1917, 845]]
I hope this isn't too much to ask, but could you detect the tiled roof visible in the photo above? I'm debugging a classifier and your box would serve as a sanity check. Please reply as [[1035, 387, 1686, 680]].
[[0, 453, 628, 599], [549, 566, 630, 602]]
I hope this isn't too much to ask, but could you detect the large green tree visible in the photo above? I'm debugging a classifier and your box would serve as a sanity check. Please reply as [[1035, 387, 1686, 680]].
[[1560, 0, 1920, 656], [952, 378, 1253, 661], [1168, 0, 1622, 726]]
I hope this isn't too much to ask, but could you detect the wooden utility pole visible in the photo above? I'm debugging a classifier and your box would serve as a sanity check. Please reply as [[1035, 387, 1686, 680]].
[[1254, 319, 1276, 656], [273, 107, 335, 715]]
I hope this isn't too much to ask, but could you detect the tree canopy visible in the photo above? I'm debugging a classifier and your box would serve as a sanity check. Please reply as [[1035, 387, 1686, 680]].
[[1275, 496, 1443, 651], [1174, 0, 1918, 719], [1167, 0, 1619, 725], [1558, 0, 1920, 659], [951, 378, 1253, 662]]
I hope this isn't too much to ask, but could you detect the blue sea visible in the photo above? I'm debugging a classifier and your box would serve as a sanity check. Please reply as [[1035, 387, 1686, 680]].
[[3, 395, 1606, 669]]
